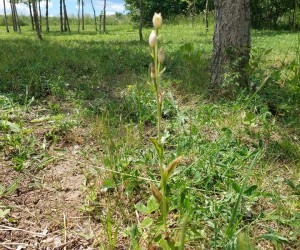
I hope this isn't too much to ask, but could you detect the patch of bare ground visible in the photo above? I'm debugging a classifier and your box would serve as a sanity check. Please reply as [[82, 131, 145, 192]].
[[0, 101, 103, 249]]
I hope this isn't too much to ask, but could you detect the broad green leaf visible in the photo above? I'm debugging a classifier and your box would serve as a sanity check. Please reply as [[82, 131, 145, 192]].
[[140, 217, 153, 229], [146, 196, 160, 213], [100, 178, 115, 192], [135, 203, 149, 214], [135, 196, 159, 215], [243, 112, 256, 125]]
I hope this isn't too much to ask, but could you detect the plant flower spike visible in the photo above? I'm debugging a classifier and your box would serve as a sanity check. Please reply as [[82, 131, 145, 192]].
[[148, 12, 183, 239], [153, 13, 162, 29]]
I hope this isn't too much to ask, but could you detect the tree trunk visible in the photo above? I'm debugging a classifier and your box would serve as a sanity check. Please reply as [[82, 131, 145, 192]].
[[38, 0, 42, 31], [81, 0, 85, 30], [12, 2, 21, 33], [46, 0, 49, 32], [191, 0, 195, 26], [10, 1, 17, 32], [292, 0, 298, 30], [205, 0, 209, 32], [63, 1, 67, 31], [77, 0, 81, 32], [91, 0, 98, 32], [139, 0, 143, 41], [63, 0, 70, 32], [60, 0, 63, 32], [32, 0, 43, 40], [29, 1, 35, 30], [103, 0, 106, 33], [211, 0, 251, 89], [3, 0, 9, 32]]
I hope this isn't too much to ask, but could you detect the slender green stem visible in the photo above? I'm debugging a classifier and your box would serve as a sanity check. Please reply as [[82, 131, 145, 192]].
[[153, 27, 167, 231]]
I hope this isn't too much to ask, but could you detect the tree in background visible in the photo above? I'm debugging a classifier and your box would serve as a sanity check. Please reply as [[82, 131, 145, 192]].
[[292, 0, 298, 30], [59, 0, 70, 32], [125, 0, 188, 24], [125, 0, 214, 25], [77, 0, 80, 32], [3, 0, 9, 32], [38, 0, 42, 31], [59, 0, 63, 32], [250, 0, 295, 29], [186, 0, 196, 25], [211, 0, 251, 89], [10, 0, 17, 31], [90, 0, 98, 32], [103, 0, 107, 33], [205, 0, 209, 32], [63, 0, 70, 32], [27, 0, 35, 30], [139, 0, 144, 41], [45, 0, 49, 32], [81, 0, 84, 30], [32, 0, 42, 39], [10, 0, 21, 32]]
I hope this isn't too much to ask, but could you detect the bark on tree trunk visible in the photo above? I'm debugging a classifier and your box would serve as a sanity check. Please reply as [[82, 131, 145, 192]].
[[10, 1, 17, 32], [191, 0, 195, 26], [63, 0, 67, 31], [205, 0, 209, 32], [63, 0, 70, 32], [139, 0, 144, 41], [103, 0, 106, 33], [3, 0, 9, 32], [38, 0, 42, 31], [46, 0, 49, 32], [90, 0, 98, 32], [60, 0, 63, 32], [81, 0, 85, 30], [77, 0, 81, 32], [12, 2, 21, 33], [211, 0, 251, 89], [32, 0, 43, 40], [292, 0, 298, 30], [29, 1, 35, 30]]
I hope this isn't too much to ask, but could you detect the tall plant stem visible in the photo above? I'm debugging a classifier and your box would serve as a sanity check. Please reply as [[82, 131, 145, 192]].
[[153, 27, 167, 231]]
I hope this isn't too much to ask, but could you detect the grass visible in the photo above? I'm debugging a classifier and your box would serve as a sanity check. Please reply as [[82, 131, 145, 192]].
[[0, 16, 300, 249]]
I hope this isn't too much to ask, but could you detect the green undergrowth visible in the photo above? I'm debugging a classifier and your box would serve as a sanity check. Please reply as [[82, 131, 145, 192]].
[[1, 22, 300, 249]]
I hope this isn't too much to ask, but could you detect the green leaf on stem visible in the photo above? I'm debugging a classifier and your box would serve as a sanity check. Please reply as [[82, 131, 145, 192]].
[[150, 138, 163, 160]]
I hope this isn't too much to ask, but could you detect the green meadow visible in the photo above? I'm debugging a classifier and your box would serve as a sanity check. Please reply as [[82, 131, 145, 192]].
[[0, 16, 299, 249]]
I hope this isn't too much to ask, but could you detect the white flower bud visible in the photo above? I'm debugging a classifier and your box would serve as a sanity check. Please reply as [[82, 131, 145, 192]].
[[149, 30, 157, 48], [158, 48, 165, 63], [153, 13, 162, 29]]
